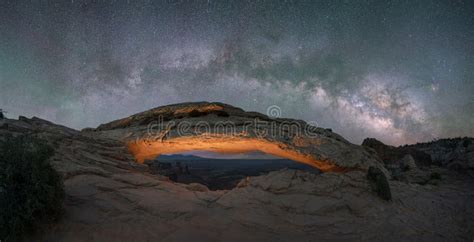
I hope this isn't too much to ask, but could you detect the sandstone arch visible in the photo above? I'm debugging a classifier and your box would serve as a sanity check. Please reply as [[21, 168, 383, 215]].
[[92, 102, 383, 172]]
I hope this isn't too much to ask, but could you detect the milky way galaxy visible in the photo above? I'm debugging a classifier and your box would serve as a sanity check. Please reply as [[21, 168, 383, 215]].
[[0, 0, 473, 145]]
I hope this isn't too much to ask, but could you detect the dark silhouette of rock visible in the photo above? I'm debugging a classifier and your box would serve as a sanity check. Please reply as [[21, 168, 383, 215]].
[[185, 164, 190, 174], [399, 154, 417, 171], [403, 137, 474, 170], [362, 138, 432, 167], [176, 161, 183, 174], [166, 173, 177, 182]]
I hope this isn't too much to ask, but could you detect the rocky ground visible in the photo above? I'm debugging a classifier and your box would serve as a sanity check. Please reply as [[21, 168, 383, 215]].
[[41, 168, 474, 241], [1, 114, 474, 241]]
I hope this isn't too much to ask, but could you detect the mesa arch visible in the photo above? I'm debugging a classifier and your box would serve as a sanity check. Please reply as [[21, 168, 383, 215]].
[[90, 102, 383, 173], [129, 136, 347, 172]]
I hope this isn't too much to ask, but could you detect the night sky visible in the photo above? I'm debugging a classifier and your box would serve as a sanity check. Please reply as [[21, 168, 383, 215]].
[[0, 0, 473, 145]]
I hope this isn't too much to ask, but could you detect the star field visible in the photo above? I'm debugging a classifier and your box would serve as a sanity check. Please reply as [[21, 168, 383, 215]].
[[0, 0, 473, 145]]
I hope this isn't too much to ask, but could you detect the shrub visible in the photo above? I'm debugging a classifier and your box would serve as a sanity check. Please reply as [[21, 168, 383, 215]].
[[367, 166, 392, 201], [430, 172, 442, 180], [0, 135, 64, 241]]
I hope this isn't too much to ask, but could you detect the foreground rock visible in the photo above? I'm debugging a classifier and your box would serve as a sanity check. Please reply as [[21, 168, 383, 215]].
[[1, 113, 473, 241], [36, 166, 474, 241]]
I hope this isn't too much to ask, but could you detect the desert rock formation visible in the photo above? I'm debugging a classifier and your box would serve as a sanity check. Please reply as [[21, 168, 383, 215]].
[[90, 102, 384, 173], [1, 104, 473, 241]]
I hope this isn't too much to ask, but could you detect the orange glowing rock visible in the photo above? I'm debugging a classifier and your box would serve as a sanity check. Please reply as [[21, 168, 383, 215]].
[[93, 102, 384, 173], [128, 136, 343, 172]]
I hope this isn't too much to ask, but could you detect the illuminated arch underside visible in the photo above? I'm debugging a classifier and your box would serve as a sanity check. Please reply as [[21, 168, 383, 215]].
[[93, 102, 383, 173], [129, 135, 350, 172]]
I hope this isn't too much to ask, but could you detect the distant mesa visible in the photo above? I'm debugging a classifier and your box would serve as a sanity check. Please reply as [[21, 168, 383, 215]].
[[362, 137, 432, 167]]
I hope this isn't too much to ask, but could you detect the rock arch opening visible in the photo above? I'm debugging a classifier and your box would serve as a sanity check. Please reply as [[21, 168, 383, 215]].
[[144, 149, 319, 190], [128, 136, 348, 172]]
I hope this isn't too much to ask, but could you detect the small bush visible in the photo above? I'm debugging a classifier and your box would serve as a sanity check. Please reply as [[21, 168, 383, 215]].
[[0, 135, 64, 241], [430, 172, 442, 180], [367, 166, 392, 201], [463, 139, 472, 148]]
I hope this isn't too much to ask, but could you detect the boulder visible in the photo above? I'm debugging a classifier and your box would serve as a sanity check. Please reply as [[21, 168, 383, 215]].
[[185, 183, 210, 192], [399, 154, 417, 171]]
